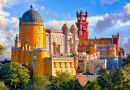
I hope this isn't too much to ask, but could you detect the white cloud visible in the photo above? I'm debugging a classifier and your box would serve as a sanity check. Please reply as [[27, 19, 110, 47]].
[[100, 0, 119, 5], [94, 3, 130, 33], [40, 6, 45, 10], [0, 16, 9, 29], [10, 17, 19, 30]]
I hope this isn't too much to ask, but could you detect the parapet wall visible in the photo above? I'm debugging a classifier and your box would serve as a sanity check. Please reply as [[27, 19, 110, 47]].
[[76, 75, 100, 86]]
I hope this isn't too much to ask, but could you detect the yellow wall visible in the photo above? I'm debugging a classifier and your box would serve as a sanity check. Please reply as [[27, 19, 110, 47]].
[[19, 22, 45, 50], [52, 58, 76, 76]]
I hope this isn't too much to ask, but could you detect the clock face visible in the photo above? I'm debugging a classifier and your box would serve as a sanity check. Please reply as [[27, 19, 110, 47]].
[[82, 17, 85, 20]]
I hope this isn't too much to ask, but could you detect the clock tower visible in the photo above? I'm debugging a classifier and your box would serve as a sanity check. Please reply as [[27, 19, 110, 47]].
[[76, 10, 89, 39]]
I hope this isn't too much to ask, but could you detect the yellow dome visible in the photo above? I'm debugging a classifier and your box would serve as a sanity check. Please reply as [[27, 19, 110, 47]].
[[71, 24, 77, 28], [63, 23, 69, 27]]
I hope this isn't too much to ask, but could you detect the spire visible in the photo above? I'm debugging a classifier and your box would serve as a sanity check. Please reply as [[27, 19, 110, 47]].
[[30, 5, 33, 9], [15, 34, 18, 41]]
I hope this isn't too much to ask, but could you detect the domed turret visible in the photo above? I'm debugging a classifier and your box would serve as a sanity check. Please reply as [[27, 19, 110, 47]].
[[71, 24, 77, 28], [21, 5, 42, 22], [63, 23, 69, 27]]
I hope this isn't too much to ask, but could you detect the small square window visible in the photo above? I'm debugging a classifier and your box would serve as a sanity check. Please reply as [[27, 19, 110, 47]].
[[26, 62, 28, 66], [65, 62, 68, 68], [54, 62, 58, 68], [27, 26, 29, 31], [91, 42, 93, 45], [37, 37, 40, 41], [85, 42, 87, 45], [32, 61, 33, 66], [60, 62, 63, 68], [102, 42, 104, 45], [34, 63, 36, 68], [27, 37, 30, 41], [37, 26, 40, 31], [70, 62, 74, 68], [34, 55, 36, 61], [97, 42, 99, 44], [108, 42, 111, 45]]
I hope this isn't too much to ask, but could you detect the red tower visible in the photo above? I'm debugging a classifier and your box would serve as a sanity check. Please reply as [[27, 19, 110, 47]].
[[76, 10, 89, 39]]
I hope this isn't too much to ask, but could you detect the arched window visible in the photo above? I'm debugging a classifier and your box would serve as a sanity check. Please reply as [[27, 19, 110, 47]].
[[37, 26, 40, 31], [27, 26, 29, 31], [37, 37, 40, 41], [27, 37, 30, 41]]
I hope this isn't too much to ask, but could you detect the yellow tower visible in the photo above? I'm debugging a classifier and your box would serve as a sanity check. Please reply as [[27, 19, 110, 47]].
[[19, 5, 45, 50]]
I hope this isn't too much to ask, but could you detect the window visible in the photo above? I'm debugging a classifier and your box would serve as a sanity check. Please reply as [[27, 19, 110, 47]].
[[56, 38, 57, 42], [108, 42, 111, 45], [82, 17, 85, 20], [102, 42, 104, 45], [34, 55, 36, 61], [66, 70, 68, 74], [52, 38, 53, 42], [32, 61, 33, 66], [37, 44, 39, 47], [61, 62, 63, 68], [55, 62, 58, 68], [20, 37, 21, 41], [97, 42, 99, 45], [26, 62, 28, 66], [71, 70, 73, 74], [72, 40, 73, 43], [65, 62, 68, 68], [113, 51, 115, 54], [55, 70, 57, 74], [61, 70, 62, 73], [78, 17, 80, 20], [70, 62, 74, 68], [91, 42, 93, 45], [32, 53, 33, 58], [15, 54, 16, 57], [84, 47, 85, 49], [20, 27, 21, 31], [34, 63, 36, 68], [37, 26, 40, 31], [27, 26, 29, 31], [80, 38, 82, 40], [27, 37, 30, 41], [37, 37, 40, 41], [85, 42, 87, 45], [60, 39, 61, 42]]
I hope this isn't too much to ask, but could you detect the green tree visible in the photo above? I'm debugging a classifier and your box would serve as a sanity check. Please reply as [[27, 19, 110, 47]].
[[0, 45, 5, 54], [84, 80, 101, 90], [0, 81, 10, 90], [97, 68, 114, 90], [50, 72, 73, 90], [114, 84, 125, 90], [112, 69, 125, 86], [122, 64, 130, 89], [26, 75, 51, 90], [123, 54, 130, 66], [0, 62, 30, 90]]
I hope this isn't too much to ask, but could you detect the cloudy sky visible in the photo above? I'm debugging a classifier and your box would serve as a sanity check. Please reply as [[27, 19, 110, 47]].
[[0, 0, 130, 60]]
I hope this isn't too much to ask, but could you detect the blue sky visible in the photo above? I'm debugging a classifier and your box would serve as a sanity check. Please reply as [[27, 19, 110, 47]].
[[0, 0, 130, 60]]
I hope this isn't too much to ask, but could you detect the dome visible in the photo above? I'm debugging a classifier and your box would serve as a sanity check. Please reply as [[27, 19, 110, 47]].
[[21, 7, 42, 22], [63, 23, 69, 27], [71, 24, 77, 28]]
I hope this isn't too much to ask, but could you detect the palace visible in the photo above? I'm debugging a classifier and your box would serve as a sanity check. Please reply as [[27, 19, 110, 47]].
[[11, 5, 78, 76], [11, 5, 124, 76]]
